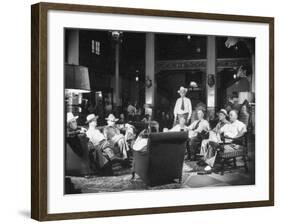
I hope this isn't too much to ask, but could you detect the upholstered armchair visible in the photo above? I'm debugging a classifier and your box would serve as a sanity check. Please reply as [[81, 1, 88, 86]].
[[132, 131, 188, 186], [65, 134, 92, 176]]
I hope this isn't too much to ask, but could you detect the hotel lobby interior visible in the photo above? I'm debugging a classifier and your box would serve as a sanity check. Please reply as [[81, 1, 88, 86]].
[[64, 29, 255, 194]]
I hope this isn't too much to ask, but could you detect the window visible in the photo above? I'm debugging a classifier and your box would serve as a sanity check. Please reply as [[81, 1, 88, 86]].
[[95, 41, 100, 55], [91, 40, 101, 55]]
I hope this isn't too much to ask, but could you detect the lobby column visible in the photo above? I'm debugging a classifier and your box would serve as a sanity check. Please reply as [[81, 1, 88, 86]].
[[145, 33, 155, 114], [251, 53, 255, 93], [115, 42, 120, 106], [67, 30, 79, 65], [206, 36, 216, 119]]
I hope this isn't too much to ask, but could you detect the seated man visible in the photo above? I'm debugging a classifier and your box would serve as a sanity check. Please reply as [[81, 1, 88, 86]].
[[187, 109, 210, 161], [66, 112, 87, 157], [141, 114, 159, 133], [86, 114, 105, 147], [85, 114, 118, 170], [105, 113, 121, 134], [199, 109, 230, 169], [220, 109, 247, 149], [66, 112, 87, 137], [164, 116, 188, 132], [132, 128, 150, 152], [104, 114, 135, 154], [104, 126, 128, 160], [123, 123, 137, 149], [203, 109, 247, 171]]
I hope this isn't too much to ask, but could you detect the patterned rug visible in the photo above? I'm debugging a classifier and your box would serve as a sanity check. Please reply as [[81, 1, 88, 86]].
[[68, 160, 253, 194], [69, 161, 207, 193]]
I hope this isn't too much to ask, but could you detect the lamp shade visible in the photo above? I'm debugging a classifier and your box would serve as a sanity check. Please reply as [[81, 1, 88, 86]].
[[65, 64, 91, 93]]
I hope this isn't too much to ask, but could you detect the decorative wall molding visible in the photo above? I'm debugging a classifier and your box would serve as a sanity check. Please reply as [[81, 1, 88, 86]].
[[156, 59, 206, 73], [217, 58, 250, 71], [155, 58, 251, 73]]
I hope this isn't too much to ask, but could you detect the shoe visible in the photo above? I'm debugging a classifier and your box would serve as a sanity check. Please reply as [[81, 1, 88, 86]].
[[197, 170, 212, 175], [185, 164, 193, 172], [204, 165, 212, 171]]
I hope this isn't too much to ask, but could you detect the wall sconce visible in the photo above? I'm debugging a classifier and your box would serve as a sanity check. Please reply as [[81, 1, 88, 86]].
[[145, 76, 152, 88], [207, 74, 215, 87]]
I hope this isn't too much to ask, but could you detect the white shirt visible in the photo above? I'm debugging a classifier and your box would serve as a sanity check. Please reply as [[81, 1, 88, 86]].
[[220, 119, 247, 140], [132, 136, 148, 151], [173, 97, 192, 119], [86, 128, 105, 146], [188, 119, 210, 138]]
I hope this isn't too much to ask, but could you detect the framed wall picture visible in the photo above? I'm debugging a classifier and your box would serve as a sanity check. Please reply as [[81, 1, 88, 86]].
[[31, 2, 274, 221]]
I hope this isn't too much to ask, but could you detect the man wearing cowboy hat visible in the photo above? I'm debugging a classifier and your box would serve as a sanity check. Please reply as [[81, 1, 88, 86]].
[[173, 86, 192, 125], [213, 109, 230, 133], [103, 114, 130, 160], [85, 114, 105, 147], [85, 114, 120, 170], [105, 113, 119, 125], [199, 109, 230, 168], [105, 114, 120, 134], [66, 112, 87, 137]]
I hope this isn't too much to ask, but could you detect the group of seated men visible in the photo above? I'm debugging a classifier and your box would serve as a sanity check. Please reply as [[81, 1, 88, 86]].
[[67, 106, 247, 174], [133, 108, 247, 171], [165, 108, 247, 171], [66, 112, 135, 172]]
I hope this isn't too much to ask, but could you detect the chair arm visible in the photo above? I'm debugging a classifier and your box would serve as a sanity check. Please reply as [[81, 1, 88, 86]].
[[222, 133, 247, 146]]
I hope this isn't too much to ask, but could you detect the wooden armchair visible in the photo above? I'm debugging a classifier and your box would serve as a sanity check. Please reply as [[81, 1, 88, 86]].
[[216, 133, 249, 175]]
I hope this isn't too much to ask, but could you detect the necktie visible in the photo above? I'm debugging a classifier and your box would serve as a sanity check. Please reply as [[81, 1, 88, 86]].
[[181, 98, 185, 110], [192, 120, 201, 131]]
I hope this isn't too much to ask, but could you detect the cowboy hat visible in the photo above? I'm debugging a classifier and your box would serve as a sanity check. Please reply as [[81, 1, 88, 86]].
[[67, 112, 78, 123], [177, 86, 188, 94], [105, 114, 119, 122], [218, 109, 228, 117], [86, 114, 99, 124]]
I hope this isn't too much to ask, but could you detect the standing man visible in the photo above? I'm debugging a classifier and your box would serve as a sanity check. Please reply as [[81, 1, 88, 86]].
[[173, 86, 192, 125]]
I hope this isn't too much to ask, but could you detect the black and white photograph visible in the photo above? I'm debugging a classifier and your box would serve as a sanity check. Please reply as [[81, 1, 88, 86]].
[[64, 29, 256, 194]]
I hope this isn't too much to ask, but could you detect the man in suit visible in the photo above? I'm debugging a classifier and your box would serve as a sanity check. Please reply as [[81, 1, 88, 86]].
[[187, 109, 210, 161]]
